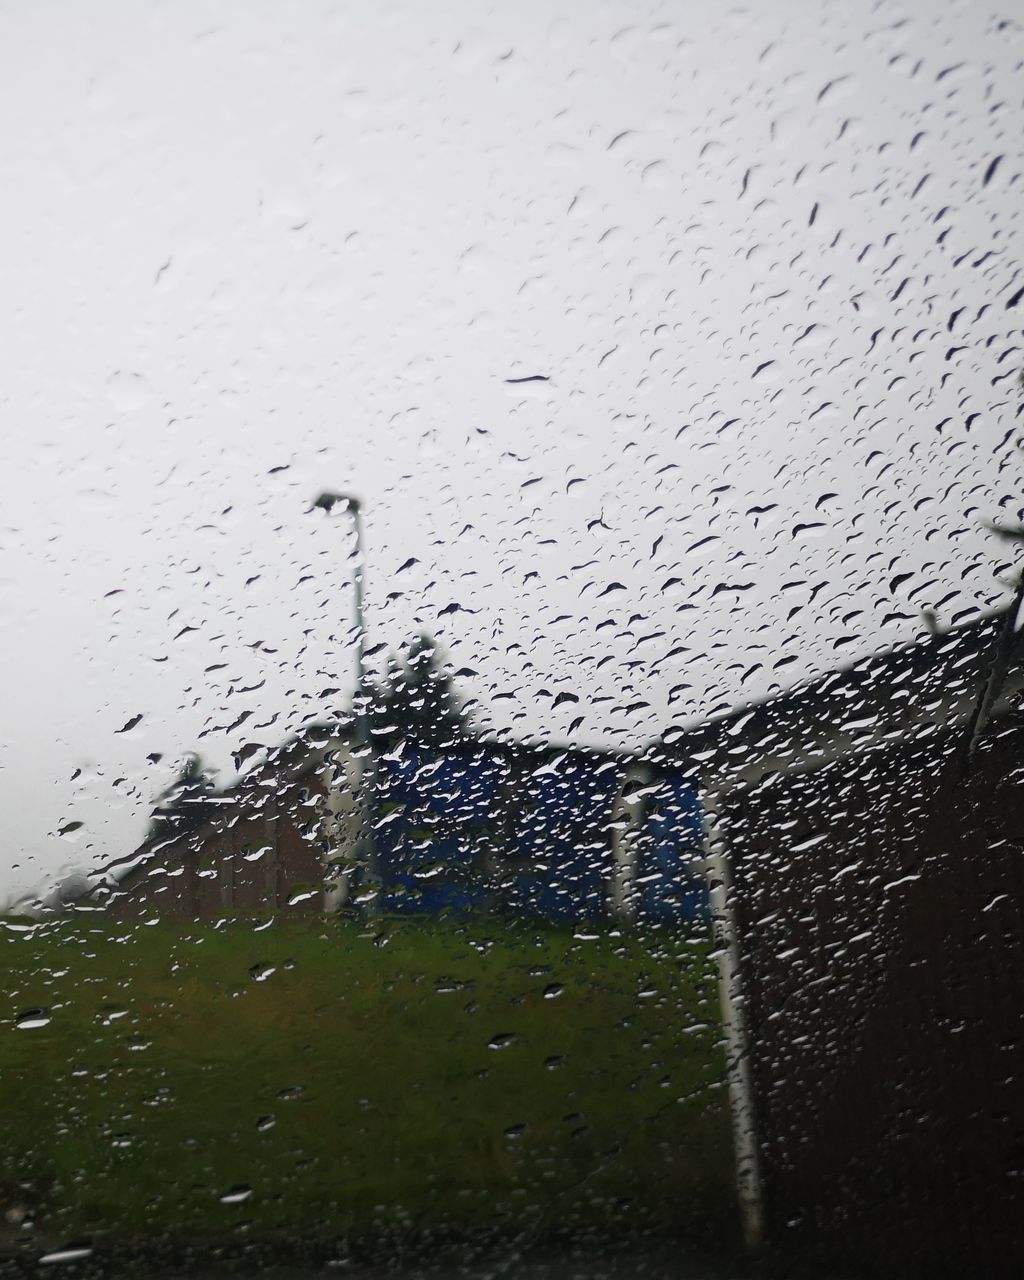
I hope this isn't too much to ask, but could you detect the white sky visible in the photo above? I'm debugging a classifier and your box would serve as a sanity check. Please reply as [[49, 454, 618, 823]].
[[0, 0, 1021, 902]]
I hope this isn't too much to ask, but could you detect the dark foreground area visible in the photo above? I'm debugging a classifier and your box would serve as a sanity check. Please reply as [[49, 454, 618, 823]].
[[0, 915, 737, 1273]]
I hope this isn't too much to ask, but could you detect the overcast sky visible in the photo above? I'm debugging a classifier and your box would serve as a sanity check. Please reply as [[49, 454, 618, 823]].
[[0, 0, 1021, 903]]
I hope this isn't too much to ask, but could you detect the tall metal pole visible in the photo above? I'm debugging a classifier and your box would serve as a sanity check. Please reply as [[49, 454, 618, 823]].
[[703, 787, 763, 1254], [313, 491, 366, 718], [351, 497, 365, 722], [313, 491, 375, 907]]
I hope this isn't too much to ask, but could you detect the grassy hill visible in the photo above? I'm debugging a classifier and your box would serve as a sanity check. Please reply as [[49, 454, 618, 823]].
[[0, 913, 735, 1268]]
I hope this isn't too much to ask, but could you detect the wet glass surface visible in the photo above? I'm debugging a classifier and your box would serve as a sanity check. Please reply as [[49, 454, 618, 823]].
[[0, 3, 1021, 1278]]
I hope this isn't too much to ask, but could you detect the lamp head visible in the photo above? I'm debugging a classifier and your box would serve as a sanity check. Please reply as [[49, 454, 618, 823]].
[[312, 491, 361, 515]]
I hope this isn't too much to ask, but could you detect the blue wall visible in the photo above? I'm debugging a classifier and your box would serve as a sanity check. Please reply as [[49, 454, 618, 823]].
[[370, 742, 709, 924], [636, 774, 708, 923]]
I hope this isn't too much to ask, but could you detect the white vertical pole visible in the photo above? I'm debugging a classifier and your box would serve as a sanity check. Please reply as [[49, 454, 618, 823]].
[[321, 743, 356, 913], [703, 786, 764, 1253], [609, 760, 649, 923], [349, 498, 366, 716], [346, 497, 380, 908], [313, 492, 371, 912]]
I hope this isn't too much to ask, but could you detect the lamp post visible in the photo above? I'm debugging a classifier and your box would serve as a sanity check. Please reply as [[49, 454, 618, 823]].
[[312, 490, 376, 907], [313, 491, 365, 715]]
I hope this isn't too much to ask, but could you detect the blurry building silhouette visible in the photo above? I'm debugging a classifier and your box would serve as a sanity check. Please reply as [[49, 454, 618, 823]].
[[80, 604, 1024, 1273], [90, 726, 708, 927], [667, 604, 1024, 1279]]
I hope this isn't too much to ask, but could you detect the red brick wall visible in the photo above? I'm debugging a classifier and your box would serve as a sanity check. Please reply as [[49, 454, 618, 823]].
[[105, 771, 333, 922]]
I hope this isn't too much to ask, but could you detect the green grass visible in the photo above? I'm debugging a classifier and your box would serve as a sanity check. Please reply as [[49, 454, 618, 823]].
[[0, 913, 735, 1261]]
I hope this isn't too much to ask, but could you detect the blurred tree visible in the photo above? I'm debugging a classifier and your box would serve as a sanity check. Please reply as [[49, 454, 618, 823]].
[[148, 752, 218, 839], [368, 634, 471, 748]]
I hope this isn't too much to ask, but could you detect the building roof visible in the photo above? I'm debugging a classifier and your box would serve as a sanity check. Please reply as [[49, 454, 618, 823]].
[[663, 605, 1024, 795]]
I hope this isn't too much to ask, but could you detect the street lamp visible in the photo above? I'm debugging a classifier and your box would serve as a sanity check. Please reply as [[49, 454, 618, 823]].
[[312, 491, 365, 718], [312, 490, 376, 908]]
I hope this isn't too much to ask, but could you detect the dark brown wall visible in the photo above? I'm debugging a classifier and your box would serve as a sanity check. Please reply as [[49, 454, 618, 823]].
[[726, 716, 1024, 1278], [105, 773, 331, 922]]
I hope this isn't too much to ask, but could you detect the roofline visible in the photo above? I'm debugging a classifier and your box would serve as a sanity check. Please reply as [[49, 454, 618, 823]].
[[671, 603, 1013, 739], [667, 602, 1024, 795]]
